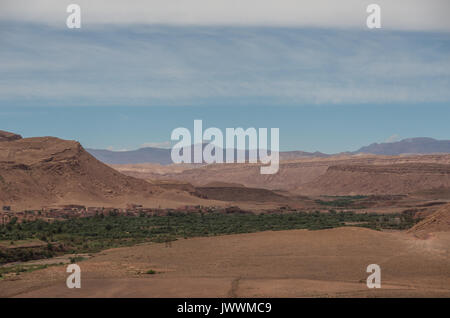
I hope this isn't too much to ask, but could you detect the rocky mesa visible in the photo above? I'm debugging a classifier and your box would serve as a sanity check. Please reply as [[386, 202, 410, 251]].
[[296, 163, 450, 196], [0, 132, 169, 209]]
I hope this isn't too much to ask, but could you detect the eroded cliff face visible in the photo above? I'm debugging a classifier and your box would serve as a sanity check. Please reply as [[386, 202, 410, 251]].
[[297, 163, 450, 196], [408, 203, 450, 237], [0, 135, 164, 209], [0, 130, 22, 142]]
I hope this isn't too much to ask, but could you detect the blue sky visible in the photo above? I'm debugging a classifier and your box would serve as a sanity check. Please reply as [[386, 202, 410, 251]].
[[1, 104, 450, 153], [1, 1, 449, 153]]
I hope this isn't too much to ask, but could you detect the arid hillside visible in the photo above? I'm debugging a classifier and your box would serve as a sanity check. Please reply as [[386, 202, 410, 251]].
[[2, 227, 449, 298], [297, 163, 450, 196], [408, 203, 450, 238], [112, 159, 334, 190], [112, 154, 450, 196], [0, 133, 214, 210], [195, 186, 290, 203], [0, 130, 22, 142]]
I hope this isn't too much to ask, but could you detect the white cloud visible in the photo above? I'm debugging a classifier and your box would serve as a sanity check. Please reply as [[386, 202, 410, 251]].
[[141, 141, 173, 148], [385, 134, 401, 143], [1, 0, 450, 31], [106, 146, 129, 151]]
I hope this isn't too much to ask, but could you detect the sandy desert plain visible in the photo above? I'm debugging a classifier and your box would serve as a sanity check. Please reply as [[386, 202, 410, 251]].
[[0, 131, 449, 297]]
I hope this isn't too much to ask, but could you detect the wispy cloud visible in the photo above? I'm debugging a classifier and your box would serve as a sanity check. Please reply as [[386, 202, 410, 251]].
[[0, 24, 449, 107]]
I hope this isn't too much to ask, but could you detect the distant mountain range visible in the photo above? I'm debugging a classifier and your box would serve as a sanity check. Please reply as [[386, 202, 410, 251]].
[[86, 146, 330, 165], [86, 137, 450, 165], [86, 147, 174, 165], [354, 137, 450, 155]]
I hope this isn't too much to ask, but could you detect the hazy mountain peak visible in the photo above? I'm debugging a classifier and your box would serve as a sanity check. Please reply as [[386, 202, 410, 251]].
[[355, 137, 450, 155]]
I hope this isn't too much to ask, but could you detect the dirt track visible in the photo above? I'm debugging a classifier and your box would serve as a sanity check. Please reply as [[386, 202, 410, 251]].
[[1, 227, 449, 298]]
